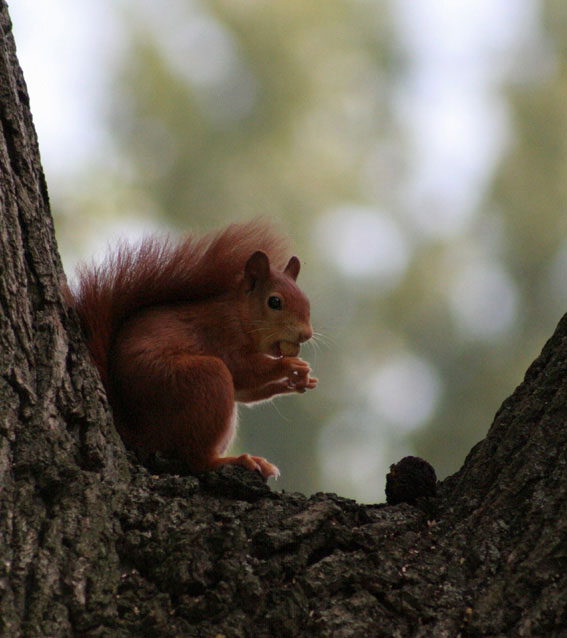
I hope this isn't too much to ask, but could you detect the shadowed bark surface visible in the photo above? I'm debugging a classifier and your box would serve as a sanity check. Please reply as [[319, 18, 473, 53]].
[[1, 3, 566, 636]]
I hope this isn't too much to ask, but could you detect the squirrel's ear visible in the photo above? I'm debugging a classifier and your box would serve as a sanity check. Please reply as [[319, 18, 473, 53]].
[[284, 256, 300, 281], [244, 250, 270, 291]]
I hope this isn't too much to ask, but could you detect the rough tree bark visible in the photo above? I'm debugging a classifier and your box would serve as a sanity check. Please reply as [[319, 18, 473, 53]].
[[1, 4, 566, 637]]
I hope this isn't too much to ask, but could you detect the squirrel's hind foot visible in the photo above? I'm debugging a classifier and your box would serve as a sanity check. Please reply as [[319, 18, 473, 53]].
[[214, 453, 280, 480]]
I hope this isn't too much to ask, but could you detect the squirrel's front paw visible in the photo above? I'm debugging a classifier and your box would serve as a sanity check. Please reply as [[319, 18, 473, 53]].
[[282, 357, 317, 392], [289, 373, 318, 393], [281, 357, 309, 381]]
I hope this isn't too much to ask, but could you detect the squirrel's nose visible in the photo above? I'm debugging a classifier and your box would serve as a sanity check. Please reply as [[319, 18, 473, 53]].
[[298, 324, 313, 343]]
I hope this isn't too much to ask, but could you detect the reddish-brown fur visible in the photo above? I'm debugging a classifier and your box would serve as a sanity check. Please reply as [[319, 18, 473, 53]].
[[68, 221, 317, 478]]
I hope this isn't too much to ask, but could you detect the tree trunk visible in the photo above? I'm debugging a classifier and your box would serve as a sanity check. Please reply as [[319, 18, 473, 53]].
[[1, 3, 566, 637]]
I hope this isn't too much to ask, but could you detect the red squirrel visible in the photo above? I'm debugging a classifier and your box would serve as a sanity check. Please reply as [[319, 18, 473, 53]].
[[68, 221, 317, 479]]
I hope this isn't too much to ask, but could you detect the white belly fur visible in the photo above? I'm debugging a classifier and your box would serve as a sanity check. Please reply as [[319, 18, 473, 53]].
[[217, 404, 239, 454]]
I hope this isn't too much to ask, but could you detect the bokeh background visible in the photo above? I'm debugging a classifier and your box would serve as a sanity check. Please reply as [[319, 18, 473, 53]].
[[11, 0, 566, 502]]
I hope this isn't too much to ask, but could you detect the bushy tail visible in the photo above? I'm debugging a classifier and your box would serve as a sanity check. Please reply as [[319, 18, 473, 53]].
[[69, 221, 290, 388]]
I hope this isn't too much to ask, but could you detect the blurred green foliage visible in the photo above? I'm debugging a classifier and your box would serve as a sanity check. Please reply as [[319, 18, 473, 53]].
[[54, 0, 566, 501]]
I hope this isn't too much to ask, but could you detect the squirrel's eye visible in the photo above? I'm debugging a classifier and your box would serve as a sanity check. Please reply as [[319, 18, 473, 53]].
[[267, 296, 282, 310]]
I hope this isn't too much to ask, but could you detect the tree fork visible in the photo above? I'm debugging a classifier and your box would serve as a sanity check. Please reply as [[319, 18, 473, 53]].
[[1, 2, 566, 636]]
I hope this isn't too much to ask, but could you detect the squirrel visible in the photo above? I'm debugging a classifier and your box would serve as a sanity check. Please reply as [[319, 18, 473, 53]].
[[67, 221, 317, 479]]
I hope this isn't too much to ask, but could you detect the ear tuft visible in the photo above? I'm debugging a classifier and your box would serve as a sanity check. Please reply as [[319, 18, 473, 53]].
[[284, 256, 300, 281], [244, 250, 270, 291]]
